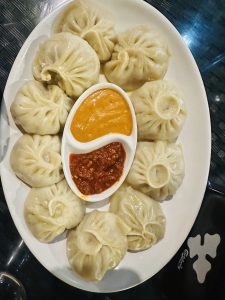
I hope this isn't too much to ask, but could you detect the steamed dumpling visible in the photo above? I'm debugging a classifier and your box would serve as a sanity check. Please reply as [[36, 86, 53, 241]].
[[24, 179, 85, 243], [54, 1, 115, 62], [33, 33, 100, 98], [131, 81, 187, 141], [67, 210, 130, 281], [10, 134, 64, 187], [103, 25, 170, 91], [126, 141, 185, 201], [110, 184, 165, 251], [10, 80, 73, 135]]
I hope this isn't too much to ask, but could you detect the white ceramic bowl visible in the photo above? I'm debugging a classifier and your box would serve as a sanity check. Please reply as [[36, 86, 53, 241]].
[[61, 82, 137, 202]]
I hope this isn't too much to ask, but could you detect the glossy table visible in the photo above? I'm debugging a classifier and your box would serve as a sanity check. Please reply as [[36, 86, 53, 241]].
[[0, 0, 225, 299]]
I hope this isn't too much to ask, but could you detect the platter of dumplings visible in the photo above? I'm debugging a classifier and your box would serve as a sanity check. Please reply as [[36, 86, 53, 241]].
[[1, 0, 211, 293]]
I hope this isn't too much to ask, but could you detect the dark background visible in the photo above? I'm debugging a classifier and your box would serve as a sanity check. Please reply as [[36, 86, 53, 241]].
[[0, 0, 225, 299]]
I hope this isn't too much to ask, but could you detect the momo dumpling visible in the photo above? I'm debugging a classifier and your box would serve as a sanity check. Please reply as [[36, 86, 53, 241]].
[[54, 1, 115, 62], [10, 134, 64, 187], [103, 25, 170, 91], [33, 33, 100, 98], [10, 80, 73, 135], [126, 141, 185, 201], [131, 80, 187, 141], [110, 184, 165, 251], [24, 179, 85, 243], [67, 210, 130, 281]]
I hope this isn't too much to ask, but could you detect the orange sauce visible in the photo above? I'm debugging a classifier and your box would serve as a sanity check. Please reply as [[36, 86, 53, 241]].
[[70, 89, 132, 142]]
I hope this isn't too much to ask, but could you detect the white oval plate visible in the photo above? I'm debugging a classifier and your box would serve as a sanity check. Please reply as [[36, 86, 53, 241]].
[[1, 0, 211, 293]]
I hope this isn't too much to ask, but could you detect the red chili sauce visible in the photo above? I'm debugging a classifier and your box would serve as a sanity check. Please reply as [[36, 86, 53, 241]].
[[70, 142, 126, 195]]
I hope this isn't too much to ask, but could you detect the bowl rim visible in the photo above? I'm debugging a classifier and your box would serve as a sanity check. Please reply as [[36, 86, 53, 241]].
[[61, 82, 137, 202]]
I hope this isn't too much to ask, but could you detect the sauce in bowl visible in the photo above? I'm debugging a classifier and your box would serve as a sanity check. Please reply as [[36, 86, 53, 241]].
[[70, 89, 133, 142], [70, 142, 126, 195]]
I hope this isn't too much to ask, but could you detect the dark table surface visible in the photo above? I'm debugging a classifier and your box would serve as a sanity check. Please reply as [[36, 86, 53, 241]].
[[0, 0, 225, 299]]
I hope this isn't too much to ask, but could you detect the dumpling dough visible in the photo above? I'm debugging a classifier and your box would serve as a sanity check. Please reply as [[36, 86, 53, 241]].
[[110, 184, 165, 251], [24, 179, 85, 243], [131, 80, 187, 141], [126, 141, 185, 201], [10, 134, 64, 187], [67, 210, 130, 281], [54, 0, 115, 62], [33, 33, 100, 98], [103, 25, 170, 91], [10, 80, 73, 135]]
